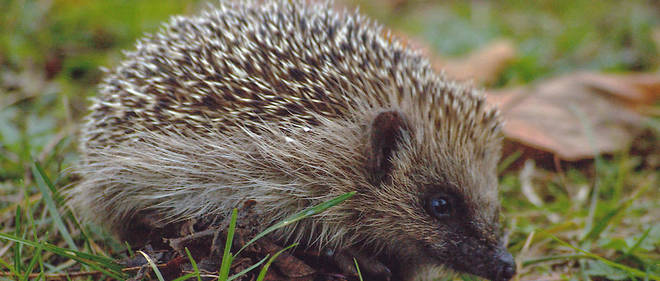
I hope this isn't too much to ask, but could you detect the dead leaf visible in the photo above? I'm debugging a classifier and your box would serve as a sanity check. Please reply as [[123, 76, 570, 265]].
[[258, 240, 316, 278], [390, 31, 516, 85], [486, 71, 658, 161], [576, 72, 660, 113], [437, 40, 517, 85]]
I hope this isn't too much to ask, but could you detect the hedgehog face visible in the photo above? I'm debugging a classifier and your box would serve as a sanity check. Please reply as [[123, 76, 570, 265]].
[[415, 182, 516, 281], [364, 110, 515, 281]]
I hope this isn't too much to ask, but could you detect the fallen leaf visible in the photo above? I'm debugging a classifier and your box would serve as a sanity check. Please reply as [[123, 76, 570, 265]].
[[576, 72, 660, 113], [390, 31, 516, 85], [259, 240, 316, 278], [486, 71, 657, 161], [437, 40, 517, 85]]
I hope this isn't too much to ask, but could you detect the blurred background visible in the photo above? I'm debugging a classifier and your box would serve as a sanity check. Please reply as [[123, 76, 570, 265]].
[[0, 0, 658, 280]]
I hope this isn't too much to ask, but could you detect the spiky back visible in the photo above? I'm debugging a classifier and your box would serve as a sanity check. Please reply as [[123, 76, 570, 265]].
[[82, 0, 499, 151]]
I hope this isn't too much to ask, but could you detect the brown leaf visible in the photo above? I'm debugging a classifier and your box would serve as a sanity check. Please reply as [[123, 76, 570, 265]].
[[257, 240, 316, 278], [486, 71, 657, 161], [389, 32, 516, 85], [438, 40, 517, 85], [576, 72, 660, 112]]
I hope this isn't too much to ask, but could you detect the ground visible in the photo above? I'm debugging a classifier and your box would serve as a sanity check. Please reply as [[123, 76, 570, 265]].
[[0, 0, 658, 280]]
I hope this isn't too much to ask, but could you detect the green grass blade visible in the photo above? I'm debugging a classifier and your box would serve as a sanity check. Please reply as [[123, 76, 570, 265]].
[[0, 256, 19, 279], [184, 247, 201, 281], [139, 250, 166, 281], [31, 161, 77, 250], [625, 226, 653, 256], [172, 273, 199, 281], [498, 150, 522, 174], [125, 241, 134, 257], [548, 233, 659, 279], [218, 208, 238, 281], [16, 202, 115, 268], [236, 191, 355, 256], [255, 243, 298, 281], [33, 161, 57, 195], [0, 232, 125, 279], [353, 258, 364, 281], [13, 204, 22, 274], [582, 199, 632, 242], [41, 241, 118, 266], [20, 242, 42, 281], [522, 254, 590, 266], [48, 244, 119, 266], [67, 209, 101, 257], [227, 255, 269, 281], [570, 104, 603, 242], [582, 181, 649, 242]]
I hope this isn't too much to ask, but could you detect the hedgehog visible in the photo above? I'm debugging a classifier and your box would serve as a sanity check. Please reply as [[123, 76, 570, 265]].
[[69, 1, 516, 280]]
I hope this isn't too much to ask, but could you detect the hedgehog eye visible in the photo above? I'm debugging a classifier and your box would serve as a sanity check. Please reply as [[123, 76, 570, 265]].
[[427, 195, 451, 219]]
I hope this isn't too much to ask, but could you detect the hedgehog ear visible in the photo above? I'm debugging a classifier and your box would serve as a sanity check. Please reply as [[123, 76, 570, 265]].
[[367, 110, 411, 184]]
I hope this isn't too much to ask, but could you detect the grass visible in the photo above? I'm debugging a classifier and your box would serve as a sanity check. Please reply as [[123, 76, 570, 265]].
[[1, 0, 658, 280], [0, 163, 354, 280]]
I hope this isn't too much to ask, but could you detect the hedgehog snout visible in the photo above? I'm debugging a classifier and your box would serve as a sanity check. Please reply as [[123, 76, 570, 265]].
[[494, 249, 516, 281]]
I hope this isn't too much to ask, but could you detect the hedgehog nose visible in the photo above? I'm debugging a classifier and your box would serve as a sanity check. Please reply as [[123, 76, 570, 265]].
[[495, 250, 516, 281]]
